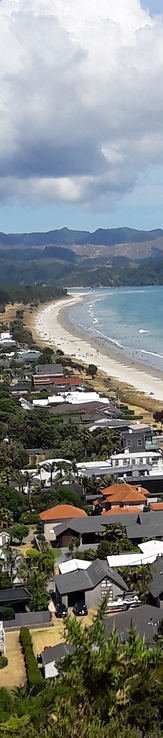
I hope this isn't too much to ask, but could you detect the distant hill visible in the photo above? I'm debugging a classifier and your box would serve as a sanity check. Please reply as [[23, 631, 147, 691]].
[[1, 226, 163, 286], [0, 226, 163, 248]]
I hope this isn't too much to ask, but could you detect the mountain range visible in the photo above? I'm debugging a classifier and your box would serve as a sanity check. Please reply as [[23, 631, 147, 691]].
[[1, 226, 163, 286]]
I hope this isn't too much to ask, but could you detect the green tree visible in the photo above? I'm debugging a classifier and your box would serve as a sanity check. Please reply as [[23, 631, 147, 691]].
[[0, 508, 13, 528], [3, 545, 22, 583], [86, 363, 97, 379], [11, 524, 29, 545], [96, 540, 112, 558], [117, 564, 153, 601]]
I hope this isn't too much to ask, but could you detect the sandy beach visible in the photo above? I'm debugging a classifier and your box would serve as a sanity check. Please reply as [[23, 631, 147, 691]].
[[34, 292, 163, 402]]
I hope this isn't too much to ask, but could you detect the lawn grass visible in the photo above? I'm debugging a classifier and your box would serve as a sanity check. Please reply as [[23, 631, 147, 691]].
[[51, 548, 61, 558], [31, 609, 96, 657], [0, 631, 26, 688]]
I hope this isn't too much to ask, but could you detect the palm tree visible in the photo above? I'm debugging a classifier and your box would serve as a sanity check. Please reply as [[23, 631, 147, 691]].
[[23, 470, 37, 502], [3, 544, 22, 583], [55, 460, 73, 484]]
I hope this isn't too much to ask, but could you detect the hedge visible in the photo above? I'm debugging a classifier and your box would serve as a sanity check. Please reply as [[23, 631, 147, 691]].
[[19, 627, 44, 692], [0, 607, 15, 621]]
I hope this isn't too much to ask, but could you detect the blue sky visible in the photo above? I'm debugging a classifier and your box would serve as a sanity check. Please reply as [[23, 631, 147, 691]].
[[141, 1, 163, 13], [0, 0, 163, 234]]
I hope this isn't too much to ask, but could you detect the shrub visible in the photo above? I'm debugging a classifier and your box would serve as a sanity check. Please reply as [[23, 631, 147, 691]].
[[19, 627, 44, 693], [0, 607, 15, 621], [26, 549, 40, 558], [0, 656, 8, 669]]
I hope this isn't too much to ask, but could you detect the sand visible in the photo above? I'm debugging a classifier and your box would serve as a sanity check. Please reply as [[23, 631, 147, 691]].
[[34, 292, 163, 402]]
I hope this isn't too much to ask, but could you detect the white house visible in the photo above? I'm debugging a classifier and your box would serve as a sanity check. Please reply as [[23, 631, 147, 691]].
[[110, 449, 162, 468], [41, 643, 74, 679]]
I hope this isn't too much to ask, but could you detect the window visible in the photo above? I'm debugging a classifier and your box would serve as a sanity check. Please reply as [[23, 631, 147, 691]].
[[137, 439, 142, 447], [126, 439, 132, 447]]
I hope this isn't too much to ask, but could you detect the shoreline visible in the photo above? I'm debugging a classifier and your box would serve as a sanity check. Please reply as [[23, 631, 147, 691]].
[[34, 292, 163, 402]]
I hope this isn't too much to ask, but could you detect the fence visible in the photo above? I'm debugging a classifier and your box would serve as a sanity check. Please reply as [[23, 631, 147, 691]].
[[4, 610, 50, 628]]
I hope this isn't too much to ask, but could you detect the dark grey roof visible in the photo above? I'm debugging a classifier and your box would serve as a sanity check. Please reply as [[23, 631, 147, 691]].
[[35, 364, 63, 375], [148, 557, 163, 598], [55, 558, 128, 596], [126, 524, 163, 540], [91, 420, 129, 429], [103, 604, 163, 646], [138, 511, 163, 525], [0, 587, 31, 604], [53, 513, 139, 538], [41, 643, 73, 666]]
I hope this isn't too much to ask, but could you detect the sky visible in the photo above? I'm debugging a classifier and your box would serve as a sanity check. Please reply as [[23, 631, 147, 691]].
[[0, 0, 163, 233]]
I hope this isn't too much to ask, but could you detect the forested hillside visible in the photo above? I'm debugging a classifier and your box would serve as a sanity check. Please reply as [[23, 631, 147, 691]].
[[1, 227, 163, 286]]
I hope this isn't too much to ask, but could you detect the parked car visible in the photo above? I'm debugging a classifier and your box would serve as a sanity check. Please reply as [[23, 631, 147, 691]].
[[73, 602, 88, 616], [55, 603, 68, 618]]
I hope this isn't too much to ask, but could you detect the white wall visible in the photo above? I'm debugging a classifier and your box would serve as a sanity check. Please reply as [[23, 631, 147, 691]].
[[44, 661, 58, 679]]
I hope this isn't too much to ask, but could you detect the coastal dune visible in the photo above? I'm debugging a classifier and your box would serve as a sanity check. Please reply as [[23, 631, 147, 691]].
[[35, 292, 163, 402]]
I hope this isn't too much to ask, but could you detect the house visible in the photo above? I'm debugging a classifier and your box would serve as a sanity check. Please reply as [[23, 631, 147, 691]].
[[16, 350, 41, 363], [101, 506, 141, 516], [148, 556, 163, 608], [100, 482, 149, 510], [0, 531, 10, 547], [110, 449, 161, 468], [126, 523, 163, 543], [35, 363, 64, 375], [41, 643, 74, 679], [10, 381, 32, 396], [107, 551, 159, 568], [40, 503, 87, 543], [103, 605, 163, 647], [32, 368, 82, 390], [55, 558, 128, 609], [89, 419, 129, 431], [121, 424, 153, 452], [58, 558, 91, 575], [0, 587, 31, 613], [44, 512, 139, 547]]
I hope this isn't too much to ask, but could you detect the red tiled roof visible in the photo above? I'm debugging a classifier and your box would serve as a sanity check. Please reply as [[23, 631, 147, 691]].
[[108, 490, 146, 504], [40, 504, 87, 521], [102, 482, 148, 501], [150, 503, 163, 510], [101, 506, 140, 516]]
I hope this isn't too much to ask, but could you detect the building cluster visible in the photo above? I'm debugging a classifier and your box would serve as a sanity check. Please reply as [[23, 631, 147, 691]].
[[1, 348, 163, 679]]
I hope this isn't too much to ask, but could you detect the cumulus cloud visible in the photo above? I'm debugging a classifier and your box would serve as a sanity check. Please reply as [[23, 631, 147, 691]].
[[0, 0, 163, 208]]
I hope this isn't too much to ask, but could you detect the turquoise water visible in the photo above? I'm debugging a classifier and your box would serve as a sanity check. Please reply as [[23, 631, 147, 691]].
[[67, 286, 163, 371]]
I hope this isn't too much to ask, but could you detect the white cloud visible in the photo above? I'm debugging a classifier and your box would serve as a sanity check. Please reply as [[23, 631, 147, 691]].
[[0, 0, 163, 208]]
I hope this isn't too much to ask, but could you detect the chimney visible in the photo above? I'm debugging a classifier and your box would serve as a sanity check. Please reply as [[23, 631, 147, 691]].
[[137, 485, 141, 493]]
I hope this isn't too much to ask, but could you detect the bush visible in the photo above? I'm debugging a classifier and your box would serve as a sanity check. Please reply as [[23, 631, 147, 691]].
[[0, 607, 15, 621], [26, 549, 40, 558], [19, 627, 44, 692], [20, 512, 39, 525], [0, 656, 8, 669]]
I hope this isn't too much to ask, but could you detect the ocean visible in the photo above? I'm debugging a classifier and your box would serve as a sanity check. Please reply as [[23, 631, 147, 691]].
[[67, 286, 163, 372]]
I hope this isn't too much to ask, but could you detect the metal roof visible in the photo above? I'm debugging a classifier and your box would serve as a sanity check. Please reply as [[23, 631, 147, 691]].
[[59, 559, 91, 574], [126, 524, 163, 540], [103, 605, 163, 646], [107, 552, 157, 567], [0, 587, 31, 603], [35, 364, 63, 375], [148, 556, 163, 598], [55, 558, 128, 595], [41, 643, 73, 665], [53, 512, 139, 537]]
